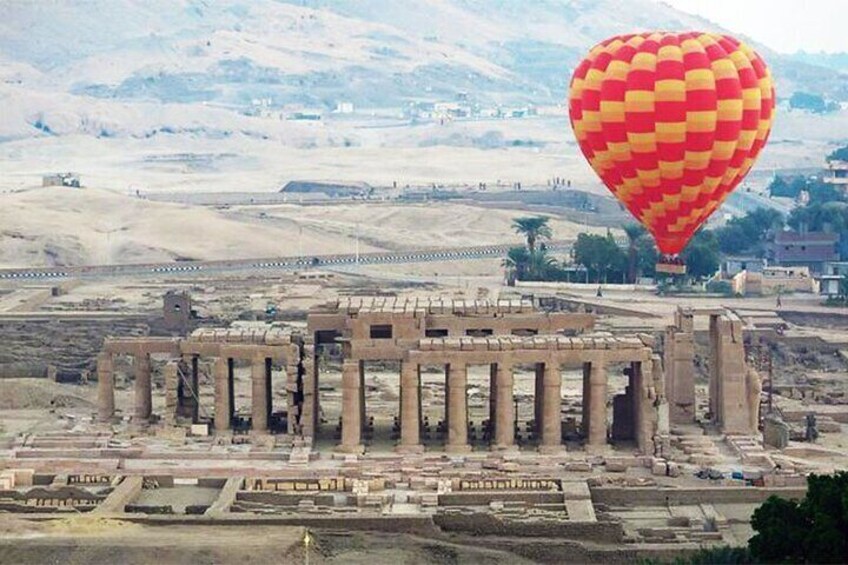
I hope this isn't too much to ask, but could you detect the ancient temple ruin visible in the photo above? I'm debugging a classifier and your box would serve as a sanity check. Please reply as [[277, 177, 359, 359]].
[[95, 300, 758, 457]]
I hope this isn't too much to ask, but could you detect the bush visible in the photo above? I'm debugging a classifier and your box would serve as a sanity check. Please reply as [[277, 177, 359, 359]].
[[706, 280, 733, 295], [749, 472, 848, 563]]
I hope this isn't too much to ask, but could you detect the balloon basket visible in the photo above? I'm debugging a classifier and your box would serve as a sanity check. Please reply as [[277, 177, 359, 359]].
[[656, 257, 686, 275]]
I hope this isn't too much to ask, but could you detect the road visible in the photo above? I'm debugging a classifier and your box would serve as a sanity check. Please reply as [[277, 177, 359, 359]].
[[0, 241, 576, 283]]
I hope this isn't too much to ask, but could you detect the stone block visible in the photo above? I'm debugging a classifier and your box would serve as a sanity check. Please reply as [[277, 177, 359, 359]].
[[605, 459, 628, 472], [10, 468, 34, 487], [651, 459, 668, 476], [0, 471, 14, 490], [190, 423, 209, 437], [667, 462, 681, 477], [564, 461, 592, 472], [689, 454, 720, 466]]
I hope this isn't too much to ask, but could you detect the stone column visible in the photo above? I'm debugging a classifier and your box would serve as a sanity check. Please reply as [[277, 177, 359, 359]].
[[134, 352, 152, 422], [398, 361, 423, 453], [227, 358, 235, 424], [190, 355, 200, 423], [587, 360, 607, 449], [286, 360, 298, 435], [163, 361, 179, 425], [665, 308, 695, 424], [251, 355, 269, 433], [493, 362, 515, 449], [534, 363, 544, 436], [540, 362, 563, 452], [214, 357, 232, 433], [359, 361, 366, 436], [446, 363, 470, 452], [581, 362, 591, 438], [339, 359, 363, 452], [710, 314, 752, 434], [488, 363, 497, 436], [96, 352, 114, 422]]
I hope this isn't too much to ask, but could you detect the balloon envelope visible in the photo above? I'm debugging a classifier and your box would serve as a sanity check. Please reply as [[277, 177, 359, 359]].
[[568, 32, 775, 255]]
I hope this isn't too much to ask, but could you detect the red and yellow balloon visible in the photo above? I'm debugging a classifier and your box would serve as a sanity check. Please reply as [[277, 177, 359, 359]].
[[568, 32, 775, 257]]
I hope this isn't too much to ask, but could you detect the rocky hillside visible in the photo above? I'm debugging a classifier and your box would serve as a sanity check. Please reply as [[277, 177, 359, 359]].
[[1, 0, 843, 143]]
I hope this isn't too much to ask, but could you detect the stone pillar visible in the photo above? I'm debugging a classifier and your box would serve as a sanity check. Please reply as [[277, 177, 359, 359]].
[[134, 352, 152, 422], [227, 358, 235, 424], [493, 362, 515, 449], [339, 359, 363, 452], [96, 352, 114, 422], [665, 308, 695, 424], [587, 360, 607, 449], [398, 361, 423, 453], [488, 363, 497, 434], [710, 314, 754, 434], [265, 358, 273, 427], [251, 355, 269, 433], [534, 362, 544, 436], [297, 341, 318, 441], [446, 363, 470, 452], [359, 361, 366, 436], [163, 361, 179, 425], [214, 357, 232, 433], [190, 355, 200, 423], [581, 362, 591, 437], [286, 358, 299, 435], [651, 354, 671, 457], [540, 362, 563, 452]]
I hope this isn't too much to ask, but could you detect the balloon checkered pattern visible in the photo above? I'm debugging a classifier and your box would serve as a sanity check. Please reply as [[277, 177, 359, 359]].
[[568, 32, 775, 255]]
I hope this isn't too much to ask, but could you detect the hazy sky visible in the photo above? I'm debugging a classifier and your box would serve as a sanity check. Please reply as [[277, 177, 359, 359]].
[[660, 0, 845, 53]]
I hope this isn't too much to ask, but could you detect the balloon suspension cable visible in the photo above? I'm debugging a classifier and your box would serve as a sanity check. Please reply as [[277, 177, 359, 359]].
[[655, 254, 687, 275]]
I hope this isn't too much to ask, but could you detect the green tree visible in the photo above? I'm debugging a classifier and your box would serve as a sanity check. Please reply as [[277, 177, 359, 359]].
[[788, 201, 848, 232], [634, 235, 658, 278], [807, 179, 847, 205], [828, 144, 848, 162], [512, 216, 552, 255], [749, 496, 809, 562], [623, 223, 647, 283], [527, 248, 558, 280], [767, 175, 805, 198], [749, 472, 848, 563], [681, 229, 720, 279], [503, 246, 530, 281], [714, 207, 784, 257], [716, 223, 749, 255], [573, 232, 626, 283]]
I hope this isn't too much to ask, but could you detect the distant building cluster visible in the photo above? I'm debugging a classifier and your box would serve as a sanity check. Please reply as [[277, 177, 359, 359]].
[[404, 92, 538, 123], [42, 173, 81, 188], [823, 159, 847, 188]]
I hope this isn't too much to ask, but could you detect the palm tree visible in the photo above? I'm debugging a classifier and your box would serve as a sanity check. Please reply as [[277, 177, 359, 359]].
[[527, 249, 557, 280], [503, 246, 530, 281], [512, 216, 552, 254], [623, 223, 647, 283]]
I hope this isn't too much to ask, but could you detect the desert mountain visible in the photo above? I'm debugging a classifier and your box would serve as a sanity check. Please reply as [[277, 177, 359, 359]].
[[1, 0, 844, 142]]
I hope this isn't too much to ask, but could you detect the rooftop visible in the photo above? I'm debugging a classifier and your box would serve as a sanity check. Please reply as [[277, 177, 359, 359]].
[[318, 296, 535, 315]]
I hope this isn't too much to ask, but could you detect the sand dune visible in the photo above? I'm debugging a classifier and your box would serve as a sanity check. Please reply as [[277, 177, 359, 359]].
[[0, 186, 604, 269], [0, 187, 377, 268]]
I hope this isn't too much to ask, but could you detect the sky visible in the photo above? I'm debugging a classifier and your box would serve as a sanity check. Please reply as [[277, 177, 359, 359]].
[[659, 0, 846, 53]]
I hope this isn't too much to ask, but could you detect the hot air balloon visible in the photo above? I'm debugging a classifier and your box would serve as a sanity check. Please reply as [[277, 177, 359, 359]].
[[568, 32, 775, 274]]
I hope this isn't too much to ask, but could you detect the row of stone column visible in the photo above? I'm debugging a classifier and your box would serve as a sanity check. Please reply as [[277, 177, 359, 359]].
[[338, 359, 611, 453], [97, 352, 295, 434]]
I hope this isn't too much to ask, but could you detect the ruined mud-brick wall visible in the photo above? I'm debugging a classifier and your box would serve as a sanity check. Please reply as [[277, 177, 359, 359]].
[[0, 318, 150, 379]]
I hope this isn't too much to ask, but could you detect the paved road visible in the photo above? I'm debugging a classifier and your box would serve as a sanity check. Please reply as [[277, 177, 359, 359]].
[[0, 241, 575, 283]]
